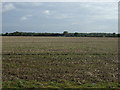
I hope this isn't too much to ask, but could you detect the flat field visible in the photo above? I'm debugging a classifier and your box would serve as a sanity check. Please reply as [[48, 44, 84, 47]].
[[2, 36, 119, 88]]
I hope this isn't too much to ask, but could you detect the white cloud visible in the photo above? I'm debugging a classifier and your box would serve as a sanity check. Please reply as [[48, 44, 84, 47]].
[[71, 22, 80, 25], [2, 3, 15, 13], [14, 2, 43, 7], [31, 2, 43, 6], [0, 3, 2, 13], [20, 14, 32, 21], [42, 10, 73, 19], [79, 3, 118, 20], [21, 16, 27, 20], [26, 15, 32, 17], [55, 14, 74, 19], [43, 10, 50, 15], [91, 14, 117, 20], [1, 0, 119, 2]]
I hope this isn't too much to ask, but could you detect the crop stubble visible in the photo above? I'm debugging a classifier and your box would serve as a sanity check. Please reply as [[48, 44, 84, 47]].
[[2, 36, 119, 87]]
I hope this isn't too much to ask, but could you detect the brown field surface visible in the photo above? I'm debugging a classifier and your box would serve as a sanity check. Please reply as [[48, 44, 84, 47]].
[[2, 36, 119, 88]]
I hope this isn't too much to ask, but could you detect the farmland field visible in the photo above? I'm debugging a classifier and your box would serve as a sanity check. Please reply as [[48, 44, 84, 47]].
[[2, 36, 119, 88]]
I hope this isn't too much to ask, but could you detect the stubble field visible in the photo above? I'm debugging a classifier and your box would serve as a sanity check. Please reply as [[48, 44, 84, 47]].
[[2, 36, 119, 88]]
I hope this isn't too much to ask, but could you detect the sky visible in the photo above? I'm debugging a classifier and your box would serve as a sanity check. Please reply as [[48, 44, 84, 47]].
[[2, 2, 118, 33]]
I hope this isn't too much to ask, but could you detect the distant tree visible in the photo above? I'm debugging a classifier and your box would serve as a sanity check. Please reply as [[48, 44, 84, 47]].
[[113, 33, 116, 37], [118, 34, 120, 37], [1, 31, 119, 37], [5, 32, 8, 36], [63, 31, 68, 36], [74, 32, 79, 37], [13, 31, 20, 36]]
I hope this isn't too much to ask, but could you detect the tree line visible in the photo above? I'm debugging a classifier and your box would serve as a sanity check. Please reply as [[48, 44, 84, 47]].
[[1, 31, 120, 37]]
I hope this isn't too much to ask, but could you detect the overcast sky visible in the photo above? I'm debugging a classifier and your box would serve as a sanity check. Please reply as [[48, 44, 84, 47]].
[[2, 2, 118, 33]]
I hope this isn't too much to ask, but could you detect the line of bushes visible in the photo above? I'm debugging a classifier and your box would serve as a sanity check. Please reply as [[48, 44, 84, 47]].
[[1, 31, 120, 37]]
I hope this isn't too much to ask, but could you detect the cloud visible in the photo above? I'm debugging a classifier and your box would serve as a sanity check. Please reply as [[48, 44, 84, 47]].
[[2, 3, 15, 13], [79, 3, 118, 20], [0, 3, 2, 13], [43, 10, 50, 15], [20, 14, 32, 21], [1, 0, 119, 2], [71, 22, 80, 25], [15, 2, 43, 7], [31, 2, 43, 6], [2, 2, 118, 33], [21, 16, 27, 20], [55, 14, 74, 19]]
